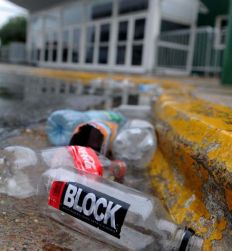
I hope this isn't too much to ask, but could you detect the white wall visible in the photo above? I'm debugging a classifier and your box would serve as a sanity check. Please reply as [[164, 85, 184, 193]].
[[161, 0, 199, 24]]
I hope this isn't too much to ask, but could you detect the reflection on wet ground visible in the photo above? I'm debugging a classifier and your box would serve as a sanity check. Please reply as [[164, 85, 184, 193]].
[[0, 73, 115, 250], [0, 73, 105, 145]]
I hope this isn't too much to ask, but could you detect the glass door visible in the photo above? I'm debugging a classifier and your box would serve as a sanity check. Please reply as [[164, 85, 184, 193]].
[[115, 15, 146, 68], [131, 17, 146, 66], [85, 25, 96, 64], [72, 28, 81, 63], [116, 20, 129, 65], [98, 22, 111, 64]]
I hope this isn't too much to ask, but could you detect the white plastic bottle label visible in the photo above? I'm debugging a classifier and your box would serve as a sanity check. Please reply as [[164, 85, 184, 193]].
[[67, 146, 103, 176], [48, 181, 130, 238]]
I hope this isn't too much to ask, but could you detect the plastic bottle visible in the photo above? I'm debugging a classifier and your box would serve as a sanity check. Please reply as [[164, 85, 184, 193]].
[[70, 120, 118, 156], [46, 109, 89, 146], [85, 110, 126, 126], [114, 105, 152, 121], [113, 119, 157, 168], [0, 145, 126, 198], [38, 167, 203, 251], [46, 109, 126, 146]]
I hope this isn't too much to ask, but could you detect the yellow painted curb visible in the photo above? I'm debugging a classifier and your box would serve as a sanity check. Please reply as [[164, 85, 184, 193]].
[[150, 93, 232, 250]]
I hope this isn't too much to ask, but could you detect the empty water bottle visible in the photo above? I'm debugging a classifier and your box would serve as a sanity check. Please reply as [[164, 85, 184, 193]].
[[0, 145, 126, 198], [38, 167, 203, 251], [113, 119, 157, 168]]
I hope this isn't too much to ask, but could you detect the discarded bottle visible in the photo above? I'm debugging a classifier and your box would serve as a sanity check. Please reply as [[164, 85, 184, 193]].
[[46, 109, 89, 146], [47, 109, 126, 146], [70, 121, 118, 156], [0, 145, 126, 198], [114, 105, 152, 121], [113, 119, 157, 168], [38, 167, 203, 251], [85, 110, 126, 126], [138, 83, 163, 97]]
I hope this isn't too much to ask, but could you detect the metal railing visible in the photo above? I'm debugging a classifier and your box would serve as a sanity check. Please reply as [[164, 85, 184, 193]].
[[156, 26, 226, 76]]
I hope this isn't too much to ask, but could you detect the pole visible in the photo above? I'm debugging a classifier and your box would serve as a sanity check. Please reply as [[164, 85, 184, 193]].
[[221, 0, 232, 84]]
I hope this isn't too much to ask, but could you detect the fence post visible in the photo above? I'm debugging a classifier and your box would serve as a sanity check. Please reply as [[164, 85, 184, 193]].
[[186, 25, 196, 74], [204, 27, 213, 76]]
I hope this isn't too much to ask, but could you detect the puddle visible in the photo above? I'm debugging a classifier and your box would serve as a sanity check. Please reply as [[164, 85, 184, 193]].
[[0, 73, 105, 145]]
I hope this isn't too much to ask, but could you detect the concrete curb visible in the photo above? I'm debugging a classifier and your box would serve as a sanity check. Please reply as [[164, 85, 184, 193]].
[[150, 92, 232, 250]]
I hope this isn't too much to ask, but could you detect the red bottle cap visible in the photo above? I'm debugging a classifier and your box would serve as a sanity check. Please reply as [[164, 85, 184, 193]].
[[112, 160, 127, 179]]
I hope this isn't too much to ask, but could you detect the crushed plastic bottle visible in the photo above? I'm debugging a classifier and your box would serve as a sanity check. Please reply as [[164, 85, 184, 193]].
[[70, 120, 118, 156], [38, 167, 203, 251], [113, 119, 157, 168], [0, 145, 126, 198], [46, 109, 126, 146], [46, 109, 89, 146]]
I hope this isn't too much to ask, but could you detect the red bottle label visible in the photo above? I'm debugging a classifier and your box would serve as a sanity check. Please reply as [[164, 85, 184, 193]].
[[48, 181, 66, 209], [67, 146, 103, 176]]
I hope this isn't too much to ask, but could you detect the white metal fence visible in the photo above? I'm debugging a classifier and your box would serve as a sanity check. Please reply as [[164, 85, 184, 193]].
[[156, 26, 226, 76]]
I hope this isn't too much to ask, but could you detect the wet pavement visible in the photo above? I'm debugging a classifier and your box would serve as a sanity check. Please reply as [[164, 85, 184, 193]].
[[0, 72, 115, 250], [0, 71, 152, 250]]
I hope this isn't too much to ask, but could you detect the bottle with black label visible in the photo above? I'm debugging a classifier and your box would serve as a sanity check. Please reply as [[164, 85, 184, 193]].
[[0, 145, 126, 198], [38, 167, 203, 251]]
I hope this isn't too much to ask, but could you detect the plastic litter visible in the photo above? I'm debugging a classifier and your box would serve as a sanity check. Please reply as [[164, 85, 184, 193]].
[[46, 109, 126, 146], [70, 120, 118, 156], [85, 110, 126, 126], [46, 109, 89, 146], [0, 145, 126, 198], [113, 119, 157, 168], [114, 105, 152, 121], [38, 167, 203, 251]]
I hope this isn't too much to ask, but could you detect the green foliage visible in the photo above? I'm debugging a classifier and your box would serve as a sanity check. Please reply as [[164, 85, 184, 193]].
[[0, 16, 27, 46]]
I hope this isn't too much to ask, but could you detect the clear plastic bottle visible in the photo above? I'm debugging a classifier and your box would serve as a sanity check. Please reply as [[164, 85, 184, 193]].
[[0, 145, 126, 198], [38, 167, 203, 251], [113, 119, 157, 169]]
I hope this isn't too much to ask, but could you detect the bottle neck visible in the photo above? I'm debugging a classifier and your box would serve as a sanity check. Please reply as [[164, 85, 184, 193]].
[[175, 228, 203, 251]]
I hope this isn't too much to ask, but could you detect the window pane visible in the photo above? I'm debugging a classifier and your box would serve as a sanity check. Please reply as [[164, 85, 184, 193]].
[[72, 29, 80, 63], [52, 33, 58, 62], [92, 2, 112, 20], [73, 29, 81, 44], [132, 45, 143, 65], [161, 20, 189, 32], [98, 46, 108, 64], [31, 16, 43, 31], [87, 27, 95, 43], [118, 21, 128, 41], [119, 0, 148, 14], [86, 46, 94, 63], [36, 49, 41, 61], [45, 11, 60, 29], [134, 18, 146, 40], [116, 45, 126, 65], [72, 47, 79, 63], [63, 3, 84, 25], [44, 34, 49, 62], [62, 30, 69, 62], [100, 24, 110, 42]]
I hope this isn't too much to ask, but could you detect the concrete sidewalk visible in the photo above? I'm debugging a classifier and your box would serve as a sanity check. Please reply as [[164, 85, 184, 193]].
[[1, 63, 232, 250]]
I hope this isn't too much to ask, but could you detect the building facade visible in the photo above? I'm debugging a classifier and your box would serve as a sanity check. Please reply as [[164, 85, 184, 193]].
[[11, 0, 200, 73]]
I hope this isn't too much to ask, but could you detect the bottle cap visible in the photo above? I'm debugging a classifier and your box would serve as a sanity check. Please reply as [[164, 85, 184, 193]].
[[112, 160, 127, 179], [178, 228, 203, 251]]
